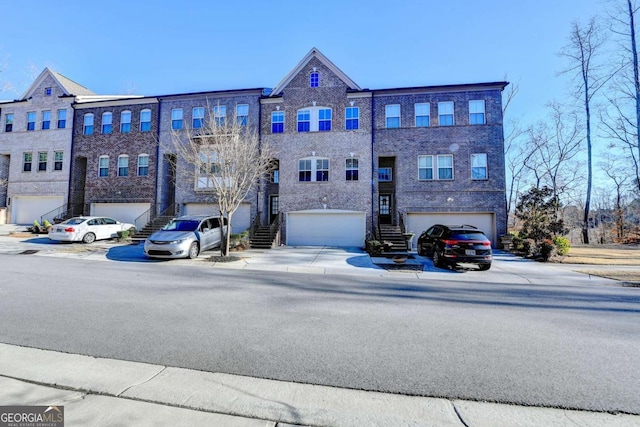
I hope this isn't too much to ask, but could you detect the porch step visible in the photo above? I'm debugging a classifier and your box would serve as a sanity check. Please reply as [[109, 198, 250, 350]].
[[250, 226, 275, 249], [379, 225, 408, 252], [131, 215, 174, 241]]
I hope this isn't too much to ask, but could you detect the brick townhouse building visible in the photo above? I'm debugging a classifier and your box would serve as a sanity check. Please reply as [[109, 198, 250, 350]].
[[0, 49, 508, 247], [0, 68, 124, 225]]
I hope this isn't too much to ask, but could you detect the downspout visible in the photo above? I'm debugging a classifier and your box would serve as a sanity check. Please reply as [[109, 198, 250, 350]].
[[154, 98, 162, 217], [370, 91, 375, 239], [66, 101, 76, 215]]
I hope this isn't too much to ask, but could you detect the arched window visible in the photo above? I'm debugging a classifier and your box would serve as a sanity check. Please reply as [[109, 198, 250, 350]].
[[137, 154, 149, 176], [83, 113, 94, 135], [117, 154, 129, 177], [120, 111, 131, 133], [102, 112, 112, 134]]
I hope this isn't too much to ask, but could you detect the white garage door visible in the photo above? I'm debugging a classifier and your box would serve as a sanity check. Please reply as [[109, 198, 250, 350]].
[[91, 203, 151, 225], [183, 203, 251, 234], [12, 196, 64, 225], [287, 210, 366, 247], [406, 212, 496, 247]]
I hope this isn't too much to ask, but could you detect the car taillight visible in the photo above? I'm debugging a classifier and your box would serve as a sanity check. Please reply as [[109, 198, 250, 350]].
[[480, 241, 491, 246], [442, 240, 459, 246], [65, 227, 75, 232]]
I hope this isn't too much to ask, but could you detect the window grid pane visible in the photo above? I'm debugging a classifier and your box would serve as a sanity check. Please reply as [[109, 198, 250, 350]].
[[42, 111, 51, 130], [138, 155, 149, 176], [385, 105, 400, 129], [54, 151, 63, 171], [120, 111, 131, 133], [437, 155, 453, 180], [271, 111, 284, 133], [438, 102, 454, 126], [297, 110, 310, 132]]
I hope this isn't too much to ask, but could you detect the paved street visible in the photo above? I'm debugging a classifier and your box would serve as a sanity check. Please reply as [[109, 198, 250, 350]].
[[0, 236, 639, 419]]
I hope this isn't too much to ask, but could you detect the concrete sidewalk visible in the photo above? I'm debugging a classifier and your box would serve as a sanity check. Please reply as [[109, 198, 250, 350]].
[[1, 343, 638, 427]]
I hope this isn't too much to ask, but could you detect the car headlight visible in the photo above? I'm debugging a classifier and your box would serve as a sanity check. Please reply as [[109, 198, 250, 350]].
[[169, 240, 184, 244]]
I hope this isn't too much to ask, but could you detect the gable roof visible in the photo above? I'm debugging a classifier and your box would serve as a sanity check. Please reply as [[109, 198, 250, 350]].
[[270, 47, 361, 96], [21, 68, 95, 100]]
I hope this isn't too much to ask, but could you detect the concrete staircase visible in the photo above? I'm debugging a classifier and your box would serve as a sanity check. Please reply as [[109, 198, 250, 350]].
[[131, 215, 173, 242], [250, 225, 276, 249], [378, 224, 408, 252]]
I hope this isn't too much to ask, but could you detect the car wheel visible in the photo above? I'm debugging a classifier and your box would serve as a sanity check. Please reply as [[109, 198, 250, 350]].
[[433, 250, 443, 268], [187, 242, 199, 259], [478, 264, 491, 271], [82, 232, 96, 244]]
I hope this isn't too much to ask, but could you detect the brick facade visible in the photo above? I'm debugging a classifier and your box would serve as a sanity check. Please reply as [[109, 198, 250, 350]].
[[70, 99, 159, 214], [1, 50, 508, 243]]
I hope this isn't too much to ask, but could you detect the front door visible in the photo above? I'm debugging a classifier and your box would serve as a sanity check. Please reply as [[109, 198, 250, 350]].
[[269, 195, 279, 223], [379, 194, 392, 225]]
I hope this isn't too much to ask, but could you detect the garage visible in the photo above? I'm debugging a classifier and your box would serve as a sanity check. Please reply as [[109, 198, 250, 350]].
[[11, 196, 65, 225], [406, 212, 496, 248], [183, 203, 251, 234], [287, 209, 366, 247], [91, 203, 151, 225]]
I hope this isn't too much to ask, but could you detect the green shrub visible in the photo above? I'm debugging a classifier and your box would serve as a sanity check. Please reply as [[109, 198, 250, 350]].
[[117, 230, 130, 239], [511, 235, 523, 252], [553, 236, 570, 256], [366, 240, 382, 256]]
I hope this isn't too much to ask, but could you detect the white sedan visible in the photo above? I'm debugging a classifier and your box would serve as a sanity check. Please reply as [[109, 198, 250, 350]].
[[48, 216, 136, 244]]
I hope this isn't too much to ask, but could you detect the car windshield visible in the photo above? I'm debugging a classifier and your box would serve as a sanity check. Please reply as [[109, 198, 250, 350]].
[[64, 218, 87, 225], [449, 231, 488, 241], [162, 220, 200, 232]]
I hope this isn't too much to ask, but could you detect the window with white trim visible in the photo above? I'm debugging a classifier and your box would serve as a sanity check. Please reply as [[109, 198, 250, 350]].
[[27, 111, 36, 131], [193, 107, 204, 129], [415, 103, 430, 127], [57, 110, 66, 129], [120, 111, 131, 133], [298, 157, 329, 182], [38, 152, 47, 171], [346, 106, 359, 130], [5, 113, 13, 132], [102, 112, 112, 134], [42, 110, 51, 130], [171, 109, 183, 130], [236, 104, 248, 126], [98, 156, 109, 177], [23, 152, 32, 172], [83, 113, 94, 135], [214, 105, 226, 126], [54, 151, 63, 171], [310, 71, 319, 87], [297, 107, 332, 132], [378, 167, 392, 182], [271, 111, 284, 133], [346, 158, 359, 181], [418, 155, 433, 180], [118, 155, 129, 177], [437, 154, 453, 179], [471, 153, 487, 179], [137, 154, 149, 176], [438, 102, 454, 126], [140, 109, 151, 132], [469, 100, 485, 125], [385, 105, 400, 128]]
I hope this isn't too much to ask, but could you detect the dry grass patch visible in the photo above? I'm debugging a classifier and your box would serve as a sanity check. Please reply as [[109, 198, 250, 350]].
[[559, 244, 640, 265]]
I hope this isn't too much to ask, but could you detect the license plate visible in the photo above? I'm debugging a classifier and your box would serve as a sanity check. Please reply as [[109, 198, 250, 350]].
[[465, 249, 476, 255]]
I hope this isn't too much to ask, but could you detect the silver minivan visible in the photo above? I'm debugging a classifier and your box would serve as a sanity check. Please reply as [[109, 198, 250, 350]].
[[144, 215, 228, 259]]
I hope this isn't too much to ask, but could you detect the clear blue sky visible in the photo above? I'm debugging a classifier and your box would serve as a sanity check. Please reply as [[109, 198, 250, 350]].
[[0, 0, 606, 123]]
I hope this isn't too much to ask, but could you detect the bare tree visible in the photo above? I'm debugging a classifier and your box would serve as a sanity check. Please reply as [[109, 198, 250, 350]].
[[166, 105, 275, 256], [603, 0, 640, 191], [560, 17, 611, 243], [599, 151, 634, 240], [502, 80, 527, 227]]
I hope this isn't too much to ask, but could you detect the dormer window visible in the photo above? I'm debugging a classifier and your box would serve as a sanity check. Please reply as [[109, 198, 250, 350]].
[[310, 71, 319, 88]]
